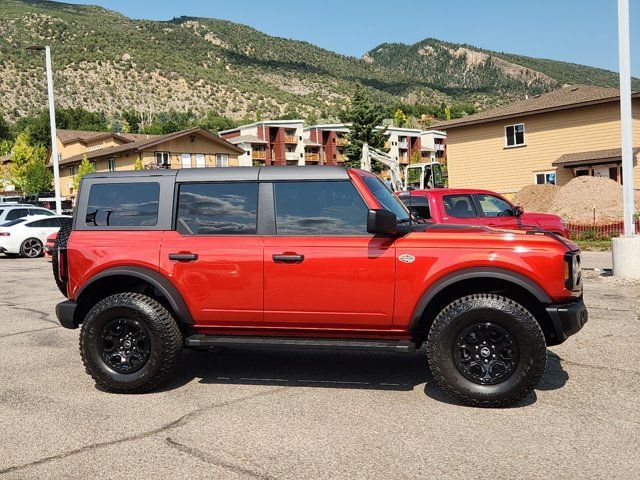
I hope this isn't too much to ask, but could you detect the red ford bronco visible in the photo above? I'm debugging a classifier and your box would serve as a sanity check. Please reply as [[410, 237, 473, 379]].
[[54, 167, 586, 407]]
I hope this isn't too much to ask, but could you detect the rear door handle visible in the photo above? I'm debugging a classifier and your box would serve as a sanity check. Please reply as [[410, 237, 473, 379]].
[[272, 254, 304, 263], [169, 252, 198, 262]]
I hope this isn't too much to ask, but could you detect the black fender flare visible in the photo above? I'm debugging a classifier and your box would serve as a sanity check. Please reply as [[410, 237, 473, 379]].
[[76, 266, 193, 324], [409, 267, 552, 330]]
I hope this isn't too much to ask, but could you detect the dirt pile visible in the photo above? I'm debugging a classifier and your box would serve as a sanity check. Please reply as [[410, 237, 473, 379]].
[[514, 176, 640, 223]]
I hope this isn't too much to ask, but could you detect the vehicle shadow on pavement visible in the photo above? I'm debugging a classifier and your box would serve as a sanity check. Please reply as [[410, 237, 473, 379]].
[[161, 347, 569, 407]]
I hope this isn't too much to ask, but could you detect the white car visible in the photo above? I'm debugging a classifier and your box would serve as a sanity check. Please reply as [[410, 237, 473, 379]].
[[0, 205, 56, 225], [0, 215, 72, 258]]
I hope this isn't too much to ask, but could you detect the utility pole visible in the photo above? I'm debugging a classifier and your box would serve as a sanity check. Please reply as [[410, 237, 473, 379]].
[[612, 0, 640, 279], [27, 45, 62, 214]]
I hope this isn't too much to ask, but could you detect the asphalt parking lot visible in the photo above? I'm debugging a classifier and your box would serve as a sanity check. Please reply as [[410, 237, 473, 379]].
[[1, 254, 639, 479]]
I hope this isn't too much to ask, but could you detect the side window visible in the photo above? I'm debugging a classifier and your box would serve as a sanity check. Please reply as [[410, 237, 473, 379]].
[[177, 182, 258, 235], [476, 194, 514, 218], [85, 183, 160, 227], [274, 181, 368, 235], [28, 218, 59, 228], [399, 195, 431, 220], [5, 208, 29, 221], [443, 195, 476, 219], [31, 208, 54, 216]]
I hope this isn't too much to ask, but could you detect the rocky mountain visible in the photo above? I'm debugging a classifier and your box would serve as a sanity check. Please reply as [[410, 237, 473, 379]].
[[0, 0, 636, 122]]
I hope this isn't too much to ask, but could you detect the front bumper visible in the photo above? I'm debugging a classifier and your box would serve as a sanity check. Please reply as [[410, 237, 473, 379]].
[[545, 299, 588, 344], [56, 300, 78, 329]]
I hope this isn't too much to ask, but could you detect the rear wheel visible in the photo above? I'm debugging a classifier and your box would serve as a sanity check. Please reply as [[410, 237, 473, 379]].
[[79, 293, 183, 393], [427, 293, 546, 407], [20, 238, 43, 258]]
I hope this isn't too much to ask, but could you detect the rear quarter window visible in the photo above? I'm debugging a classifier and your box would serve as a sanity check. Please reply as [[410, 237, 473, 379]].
[[85, 182, 160, 227]]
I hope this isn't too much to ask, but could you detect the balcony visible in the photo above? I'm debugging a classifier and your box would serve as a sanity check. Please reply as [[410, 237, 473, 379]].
[[284, 135, 298, 144], [336, 136, 349, 146], [285, 151, 298, 161], [305, 153, 320, 162], [335, 153, 347, 163], [398, 140, 409, 149], [251, 150, 266, 160], [435, 144, 446, 152]]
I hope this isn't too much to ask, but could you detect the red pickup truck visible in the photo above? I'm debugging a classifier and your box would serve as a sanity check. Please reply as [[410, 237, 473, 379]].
[[398, 189, 569, 237], [53, 167, 585, 407]]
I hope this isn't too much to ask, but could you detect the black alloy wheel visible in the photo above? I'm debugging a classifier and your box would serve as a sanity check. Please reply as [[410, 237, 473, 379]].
[[99, 318, 151, 374]]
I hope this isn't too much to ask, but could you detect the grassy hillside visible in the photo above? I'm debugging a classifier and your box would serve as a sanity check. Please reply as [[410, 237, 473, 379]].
[[0, 0, 635, 123]]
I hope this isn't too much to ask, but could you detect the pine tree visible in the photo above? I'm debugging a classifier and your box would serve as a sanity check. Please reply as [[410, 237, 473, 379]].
[[23, 156, 53, 193], [342, 85, 386, 168], [393, 108, 408, 128]]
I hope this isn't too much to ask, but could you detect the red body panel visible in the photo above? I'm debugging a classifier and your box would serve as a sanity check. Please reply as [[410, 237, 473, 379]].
[[403, 189, 569, 237]]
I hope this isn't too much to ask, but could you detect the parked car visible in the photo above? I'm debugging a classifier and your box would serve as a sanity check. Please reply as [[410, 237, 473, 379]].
[[0, 215, 72, 258], [397, 189, 569, 237], [45, 231, 57, 256], [53, 167, 585, 407], [0, 205, 56, 225]]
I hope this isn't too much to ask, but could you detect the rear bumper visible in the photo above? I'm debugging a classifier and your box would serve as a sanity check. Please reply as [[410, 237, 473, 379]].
[[545, 299, 588, 344], [55, 300, 78, 329]]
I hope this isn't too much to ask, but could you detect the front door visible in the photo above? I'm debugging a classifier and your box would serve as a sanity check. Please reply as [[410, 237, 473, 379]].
[[263, 180, 396, 329], [159, 181, 263, 326], [474, 193, 519, 230]]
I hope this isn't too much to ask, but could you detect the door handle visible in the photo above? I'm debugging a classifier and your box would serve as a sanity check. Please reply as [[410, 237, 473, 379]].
[[169, 252, 198, 262], [272, 254, 304, 263]]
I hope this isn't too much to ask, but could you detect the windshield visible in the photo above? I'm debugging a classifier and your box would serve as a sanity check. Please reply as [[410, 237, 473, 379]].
[[361, 176, 411, 221]]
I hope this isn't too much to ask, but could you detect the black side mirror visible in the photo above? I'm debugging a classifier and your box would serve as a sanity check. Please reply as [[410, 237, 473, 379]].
[[514, 206, 524, 217], [367, 209, 397, 235]]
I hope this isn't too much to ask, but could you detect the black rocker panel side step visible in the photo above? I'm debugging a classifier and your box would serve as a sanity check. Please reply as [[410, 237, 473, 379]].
[[184, 335, 416, 353]]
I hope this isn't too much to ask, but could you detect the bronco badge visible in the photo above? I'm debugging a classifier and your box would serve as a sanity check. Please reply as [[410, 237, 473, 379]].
[[398, 254, 415, 264]]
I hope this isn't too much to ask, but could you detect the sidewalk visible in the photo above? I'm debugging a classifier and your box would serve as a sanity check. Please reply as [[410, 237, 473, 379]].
[[580, 251, 612, 270]]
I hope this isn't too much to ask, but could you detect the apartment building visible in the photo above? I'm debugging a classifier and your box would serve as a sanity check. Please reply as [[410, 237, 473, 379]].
[[50, 128, 243, 199], [303, 124, 349, 165], [384, 127, 422, 165], [220, 120, 305, 166], [434, 85, 640, 195], [420, 129, 447, 163]]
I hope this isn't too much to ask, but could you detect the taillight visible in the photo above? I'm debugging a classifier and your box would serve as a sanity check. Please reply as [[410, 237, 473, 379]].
[[57, 247, 68, 282]]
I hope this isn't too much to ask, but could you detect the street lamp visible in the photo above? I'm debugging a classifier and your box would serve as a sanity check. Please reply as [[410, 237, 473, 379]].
[[612, 0, 640, 279], [27, 45, 62, 215]]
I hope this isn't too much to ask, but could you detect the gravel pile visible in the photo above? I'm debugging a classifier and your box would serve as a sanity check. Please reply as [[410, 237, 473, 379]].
[[514, 176, 640, 223]]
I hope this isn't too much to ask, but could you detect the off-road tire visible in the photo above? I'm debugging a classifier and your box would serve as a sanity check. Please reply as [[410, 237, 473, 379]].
[[80, 293, 183, 394], [52, 217, 72, 296], [20, 238, 43, 258], [427, 294, 546, 408]]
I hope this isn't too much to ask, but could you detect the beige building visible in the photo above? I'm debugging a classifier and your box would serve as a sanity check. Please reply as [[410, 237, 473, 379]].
[[50, 127, 243, 199], [434, 85, 640, 195]]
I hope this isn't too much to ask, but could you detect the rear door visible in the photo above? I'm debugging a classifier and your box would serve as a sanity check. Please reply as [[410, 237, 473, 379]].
[[159, 181, 263, 327], [263, 180, 395, 329], [440, 194, 480, 225], [474, 193, 519, 230]]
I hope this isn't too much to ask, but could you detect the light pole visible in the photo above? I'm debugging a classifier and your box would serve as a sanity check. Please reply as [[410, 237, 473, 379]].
[[27, 45, 62, 214], [612, 0, 640, 279]]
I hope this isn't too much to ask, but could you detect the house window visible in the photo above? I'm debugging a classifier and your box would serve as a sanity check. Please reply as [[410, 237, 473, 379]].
[[505, 123, 525, 147], [535, 171, 556, 185], [68, 165, 76, 176], [215, 154, 229, 167], [181, 153, 192, 169], [107, 158, 116, 172], [155, 152, 170, 167]]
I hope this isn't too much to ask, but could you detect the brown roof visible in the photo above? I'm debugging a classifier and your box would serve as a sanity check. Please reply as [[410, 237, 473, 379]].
[[553, 147, 640, 167], [58, 127, 244, 165], [433, 85, 639, 130], [56, 129, 163, 146]]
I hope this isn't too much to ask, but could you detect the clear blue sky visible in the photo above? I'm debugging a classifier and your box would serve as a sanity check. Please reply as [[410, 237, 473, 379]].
[[65, 0, 639, 76]]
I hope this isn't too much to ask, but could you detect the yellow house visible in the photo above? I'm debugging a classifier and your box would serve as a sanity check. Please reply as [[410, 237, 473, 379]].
[[50, 127, 244, 200], [434, 85, 640, 195]]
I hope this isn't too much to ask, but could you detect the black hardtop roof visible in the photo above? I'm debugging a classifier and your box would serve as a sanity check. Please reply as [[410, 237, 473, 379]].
[[84, 166, 349, 182]]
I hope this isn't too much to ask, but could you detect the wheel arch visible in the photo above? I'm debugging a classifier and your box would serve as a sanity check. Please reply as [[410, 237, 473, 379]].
[[73, 266, 193, 327], [410, 267, 560, 345]]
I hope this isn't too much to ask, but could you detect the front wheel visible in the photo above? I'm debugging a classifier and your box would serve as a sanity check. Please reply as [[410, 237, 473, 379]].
[[427, 294, 546, 407], [20, 238, 43, 258], [79, 293, 183, 393]]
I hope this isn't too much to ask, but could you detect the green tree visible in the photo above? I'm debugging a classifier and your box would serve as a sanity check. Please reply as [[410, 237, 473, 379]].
[[23, 155, 53, 193], [73, 155, 95, 190], [342, 85, 386, 168], [0, 114, 12, 141], [197, 111, 236, 134], [134, 157, 144, 170], [9, 132, 47, 193], [393, 108, 408, 128], [444, 105, 452, 121]]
